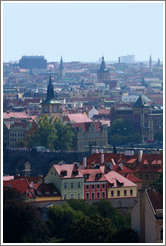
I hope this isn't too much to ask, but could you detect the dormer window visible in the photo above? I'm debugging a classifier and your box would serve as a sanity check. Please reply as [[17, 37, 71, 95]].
[[45, 191, 50, 195], [73, 170, 78, 176], [84, 173, 90, 179], [61, 170, 67, 176]]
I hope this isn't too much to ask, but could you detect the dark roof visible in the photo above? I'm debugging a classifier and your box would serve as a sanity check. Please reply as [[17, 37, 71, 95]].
[[134, 95, 149, 108], [147, 190, 163, 211]]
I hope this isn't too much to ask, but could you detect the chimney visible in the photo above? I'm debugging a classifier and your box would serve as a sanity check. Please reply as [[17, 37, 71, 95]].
[[119, 163, 123, 170], [138, 150, 143, 162], [30, 181, 34, 188], [83, 157, 87, 168], [101, 153, 104, 164]]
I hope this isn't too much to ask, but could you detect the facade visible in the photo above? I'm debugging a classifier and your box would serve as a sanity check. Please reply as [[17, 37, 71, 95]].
[[85, 151, 162, 189], [131, 189, 163, 243], [45, 164, 84, 200], [19, 56, 47, 69], [72, 121, 108, 152], [80, 168, 108, 199], [111, 94, 163, 142], [41, 75, 62, 119]]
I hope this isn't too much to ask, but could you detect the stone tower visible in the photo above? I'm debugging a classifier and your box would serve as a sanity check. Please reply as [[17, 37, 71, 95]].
[[149, 55, 152, 72], [97, 56, 110, 83]]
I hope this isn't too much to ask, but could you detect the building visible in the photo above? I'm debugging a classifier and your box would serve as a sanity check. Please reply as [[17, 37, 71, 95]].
[[45, 163, 84, 200], [119, 55, 135, 64], [59, 56, 64, 78], [97, 56, 110, 83], [72, 121, 108, 152], [111, 94, 163, 142], [19, 56, 47, 69], [131, 189, 163, 243], [81, 166, 108, 199], [85, 151, 162, 188], [41, 75, 62, 119]]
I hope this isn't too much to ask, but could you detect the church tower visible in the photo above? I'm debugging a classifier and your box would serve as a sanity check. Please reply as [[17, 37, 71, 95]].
[[97, 56, 110, 83], [41, 75, 61, 118], [149, 55, 152, 72], [59, 56, 64, 78]]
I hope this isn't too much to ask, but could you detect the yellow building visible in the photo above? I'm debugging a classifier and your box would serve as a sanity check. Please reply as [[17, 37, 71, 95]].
[[105, 171, 138, 199]]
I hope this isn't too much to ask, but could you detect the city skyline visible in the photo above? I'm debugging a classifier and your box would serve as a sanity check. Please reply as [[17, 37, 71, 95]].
[[2, 1, 164, 62]]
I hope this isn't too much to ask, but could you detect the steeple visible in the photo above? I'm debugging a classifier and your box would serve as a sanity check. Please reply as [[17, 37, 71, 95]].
[[100, 56, 106, 71], [149, 55, 152, 71], [46, 74, 54, 101], [59, 56, 64, 70]]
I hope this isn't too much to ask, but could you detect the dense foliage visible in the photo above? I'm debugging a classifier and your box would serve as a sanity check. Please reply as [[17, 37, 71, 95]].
[[150, 173, 163, 193], [3, 187, 50, 243], [108, 118, 142, 145], [26, 115, 75, 151], [46, 199, 139, 243]]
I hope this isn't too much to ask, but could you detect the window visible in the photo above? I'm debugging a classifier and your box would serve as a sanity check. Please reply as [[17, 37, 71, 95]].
[[91, 184, 95, 190], [97, 192, 100, 199], [86, 185, 89, 190], [102, 184, 105, 189], [102, 191, 105, 198], [86, 193, 89, 199], [91, 192, 95, 199], [130, 190, 133, 196], [145, 174, 149, 180], [71, 194, 74, 199], [151, 174, 155, 180], [64, 183, 67, 189], [78, 194, 80, 199], [71, 182, 74, 188], [97, 184, 100, 189], [117, 190, 120, 197], [124, 190, 127, 196], [77, 182, 81, 188], [139, 173, 143, 179], [64, 194, 67, 200], [111, 191, 114, 197]]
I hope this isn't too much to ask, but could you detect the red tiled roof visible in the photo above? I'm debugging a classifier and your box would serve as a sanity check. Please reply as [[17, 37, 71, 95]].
[[33, 183, 60, 197], [86, 153, 163, 174], [72, 121, 101, 133], [15, 175, 44, 184], [105, 171, 137, 187], [98, 109, 110, 115], [3, 111, 31, 120], [53, 164, 84, 179], [3, 176, 14, 181], [11, 121, 31, 129], [3, 179, 30, 195], [147, 190, 163, 211], [81, 168, 107, 182], [66, 113, 92, 123], [125, 174, 142, 183]]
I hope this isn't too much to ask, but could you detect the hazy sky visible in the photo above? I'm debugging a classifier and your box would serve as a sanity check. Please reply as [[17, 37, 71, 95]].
[[3, 1, 164, 62]]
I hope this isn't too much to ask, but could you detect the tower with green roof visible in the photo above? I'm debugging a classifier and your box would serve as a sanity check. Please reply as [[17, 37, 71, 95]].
[[41, 75, 62, 118]]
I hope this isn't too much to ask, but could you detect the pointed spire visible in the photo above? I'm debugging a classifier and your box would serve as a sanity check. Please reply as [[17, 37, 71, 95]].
[[46, 74, 54, 101], [134, 95, 149, 108], [59, 56, 64, 70], [100, 56, 106, 70]]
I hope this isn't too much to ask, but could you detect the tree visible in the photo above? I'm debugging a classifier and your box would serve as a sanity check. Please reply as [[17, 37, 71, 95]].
[[54, 119, 75, 151], [27, 115, 57, 149], [111, 228, 139, 243], [150, 173, 163, 193], [3, 187, 50, 243], [109, 118, 142, 145]]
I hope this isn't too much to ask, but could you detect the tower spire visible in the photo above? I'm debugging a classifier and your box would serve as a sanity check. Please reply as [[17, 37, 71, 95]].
[[46, 74, 54, 101]]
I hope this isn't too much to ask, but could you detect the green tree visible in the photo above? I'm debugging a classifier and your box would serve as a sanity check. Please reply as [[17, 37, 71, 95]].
[[150, 173, 163, 193], [3, 187, 50, 243], [111, 228, 139, 243], [109, 118, 142, 145], [54, 119, 75, 150], [27, 115, 57, 149]]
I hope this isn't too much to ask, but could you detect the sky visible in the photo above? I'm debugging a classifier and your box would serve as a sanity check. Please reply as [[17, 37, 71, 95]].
[[2, 1, 164, 63]]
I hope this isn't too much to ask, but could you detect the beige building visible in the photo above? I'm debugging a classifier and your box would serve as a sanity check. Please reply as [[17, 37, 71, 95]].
[[131, 189, 163, 243]]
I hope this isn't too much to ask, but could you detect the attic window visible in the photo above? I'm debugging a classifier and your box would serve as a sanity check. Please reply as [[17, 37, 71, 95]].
[[73, 170, 78, 175], [45, 191, 50, 195], [96, 173, 102, 179], [53, 191, 57, 195], [61, 170, 67, 176], [116, 180, 123, 187]]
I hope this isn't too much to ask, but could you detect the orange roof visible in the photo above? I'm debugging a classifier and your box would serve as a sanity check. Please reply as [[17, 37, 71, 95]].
[[3, 179, 30, 194]]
